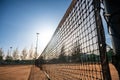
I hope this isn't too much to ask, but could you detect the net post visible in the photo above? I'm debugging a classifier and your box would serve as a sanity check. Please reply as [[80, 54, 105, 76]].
[[103, 0, 120, 78], [93, 0, 111, 80]]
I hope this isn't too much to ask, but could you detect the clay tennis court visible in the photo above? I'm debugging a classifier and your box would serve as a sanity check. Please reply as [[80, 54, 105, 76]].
[[0, 64, 119, 80], [0, 65, 47, 80], [41, 63, 119, 80]]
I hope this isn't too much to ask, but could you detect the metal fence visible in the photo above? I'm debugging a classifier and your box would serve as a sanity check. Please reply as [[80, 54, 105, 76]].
[[37, 0, 112, 80]]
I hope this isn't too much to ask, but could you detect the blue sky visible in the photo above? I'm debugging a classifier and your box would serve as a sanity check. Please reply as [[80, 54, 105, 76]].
[[0, 0, 72, 55], [0, 0, 112, 56]]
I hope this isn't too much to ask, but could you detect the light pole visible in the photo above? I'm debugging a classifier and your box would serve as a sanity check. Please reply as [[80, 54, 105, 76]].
[[35, 33, 39, 59], [10, 47, 12, 57]]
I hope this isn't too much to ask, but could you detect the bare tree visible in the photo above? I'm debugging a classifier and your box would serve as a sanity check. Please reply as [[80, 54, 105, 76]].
[[12, 48, 19, 60], [59, 45, 66, 62], [0, 48, 4, 60], [6, 49, 13, 61], [28, 46, 34, 59], [21, 48, 28, 60], [34, 51, 38, 59]]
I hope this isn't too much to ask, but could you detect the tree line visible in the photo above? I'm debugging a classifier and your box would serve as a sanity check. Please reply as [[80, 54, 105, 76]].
[[37, 45, 113, 65], [0, 47, 39, 65]]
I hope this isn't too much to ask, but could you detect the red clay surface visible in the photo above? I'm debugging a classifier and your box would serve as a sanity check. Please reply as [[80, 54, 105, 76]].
[[28, 65, 47, 80], [0, 65, 47, 80], [42, 63, 119, 80], [0, 65, 31, 80], [0, 64, 119, 80]]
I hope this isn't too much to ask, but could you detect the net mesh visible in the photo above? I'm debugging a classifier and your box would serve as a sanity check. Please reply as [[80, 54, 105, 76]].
[[38, 0, 109, 80]]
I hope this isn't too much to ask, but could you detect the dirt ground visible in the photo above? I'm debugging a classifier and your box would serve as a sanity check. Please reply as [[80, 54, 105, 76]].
[[42, 63, 119, 80], [0, 65, 31, 80], [109, 64, 119, 80], [28, 65, 48, 80], [0, 65, 47, 80], [0, 64, 119, 80]]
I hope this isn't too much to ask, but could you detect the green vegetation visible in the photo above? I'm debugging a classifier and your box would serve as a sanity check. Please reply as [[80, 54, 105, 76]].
[[38, 46, 113, 64], [107, 49, 113, 62]]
